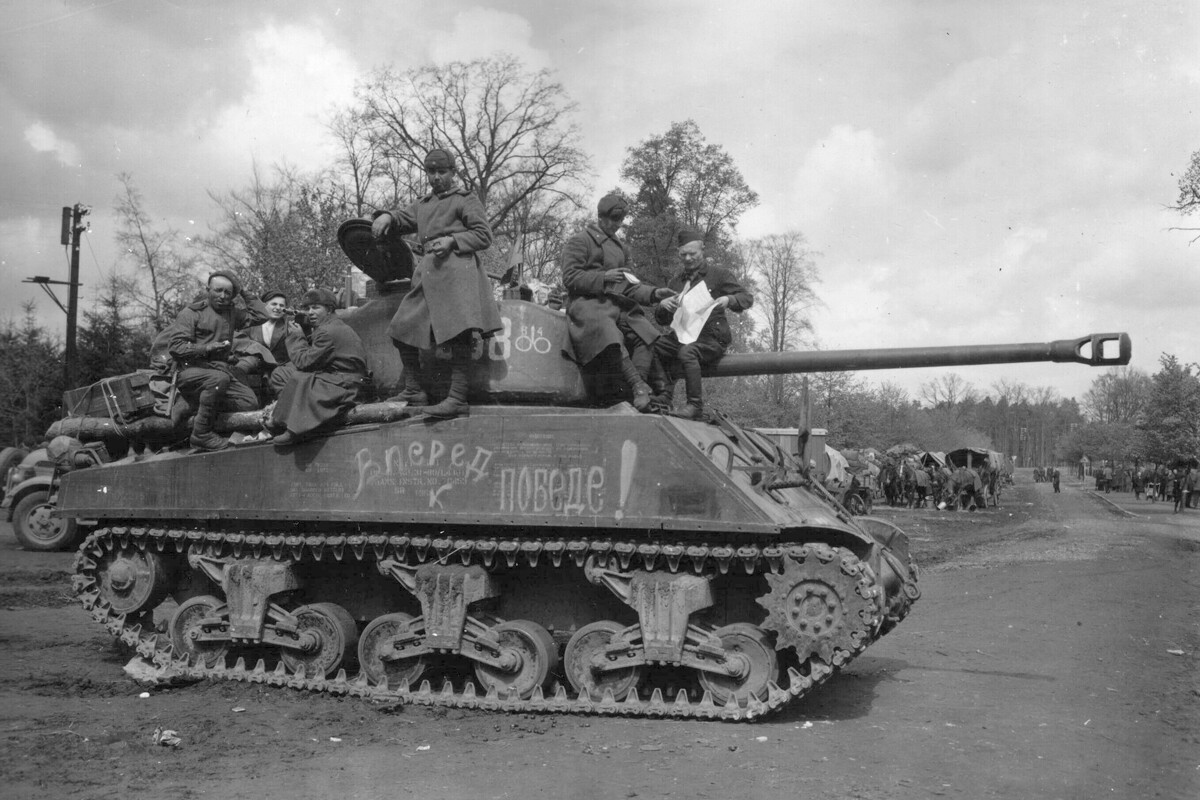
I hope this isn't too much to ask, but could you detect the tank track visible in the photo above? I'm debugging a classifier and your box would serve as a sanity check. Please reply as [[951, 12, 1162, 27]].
[[73, 525, 910, 721]]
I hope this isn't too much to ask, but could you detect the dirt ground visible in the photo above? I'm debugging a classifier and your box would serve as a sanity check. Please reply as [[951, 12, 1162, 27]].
[[0, 471, 1197, 800]]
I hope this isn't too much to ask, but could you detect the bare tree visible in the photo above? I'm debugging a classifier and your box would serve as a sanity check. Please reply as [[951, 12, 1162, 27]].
[[347, 55, 591, 240], [1081, 366, 1151, 423], [919, 372, 979, 409], [741, 231, 821, 406], [114, 173, 200, 331], [745, 232, 820, 353], [196, 164, 353, 301], [1168, 149, 1200, 242], [990, 377, 1029, 406]]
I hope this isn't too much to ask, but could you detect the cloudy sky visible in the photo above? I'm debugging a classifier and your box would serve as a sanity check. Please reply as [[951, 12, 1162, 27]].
[[1, 0, 1197, 404]]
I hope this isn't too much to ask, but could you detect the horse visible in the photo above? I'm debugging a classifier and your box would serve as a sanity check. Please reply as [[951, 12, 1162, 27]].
[[879, 462, 902, 507], [901, 460, 930, 508]]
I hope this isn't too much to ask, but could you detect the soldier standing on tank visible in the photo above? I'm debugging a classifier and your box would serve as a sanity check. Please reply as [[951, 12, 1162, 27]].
[[560, 194, 673, 411], [371, 148, 502, 419], [166, 271, 268, 451], [269, 289, 368, 447], [653, 229, 753, 419]]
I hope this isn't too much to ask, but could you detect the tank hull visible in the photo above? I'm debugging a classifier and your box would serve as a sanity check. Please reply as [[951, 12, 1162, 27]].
[[65, 407, 917, 720]]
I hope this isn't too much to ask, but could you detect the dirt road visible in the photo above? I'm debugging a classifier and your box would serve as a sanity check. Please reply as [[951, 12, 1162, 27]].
[[0, 475, 1196, 799]]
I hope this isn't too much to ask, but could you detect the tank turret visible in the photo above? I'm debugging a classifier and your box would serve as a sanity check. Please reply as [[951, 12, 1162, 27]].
[[47, 230, 1132, 721]]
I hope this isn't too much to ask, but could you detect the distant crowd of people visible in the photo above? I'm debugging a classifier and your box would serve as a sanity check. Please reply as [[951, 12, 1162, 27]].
[[1039, 460, 1198, 513]]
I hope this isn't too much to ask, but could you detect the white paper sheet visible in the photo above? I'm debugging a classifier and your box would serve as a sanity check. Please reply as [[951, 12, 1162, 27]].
[[670, 282, 719, 345]]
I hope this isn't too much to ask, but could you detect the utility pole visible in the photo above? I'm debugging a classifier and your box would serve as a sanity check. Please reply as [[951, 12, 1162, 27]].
[[28, 205, 88, 389], [62, 204, 88, 389]]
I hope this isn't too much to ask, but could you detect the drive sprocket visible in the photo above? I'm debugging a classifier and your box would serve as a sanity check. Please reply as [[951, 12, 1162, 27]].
[[758, 543, 883, 666]]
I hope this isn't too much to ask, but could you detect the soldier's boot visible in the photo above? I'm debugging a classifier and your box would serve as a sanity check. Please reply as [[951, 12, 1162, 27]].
[[385, 343, 428, 406], [421, 353, 470, 419], [669, 361, 704, 420], [169, 396, 194, 434], [619, 355, 652, 412], [189, 390, 229, 451], [646, 356, 672, 411]]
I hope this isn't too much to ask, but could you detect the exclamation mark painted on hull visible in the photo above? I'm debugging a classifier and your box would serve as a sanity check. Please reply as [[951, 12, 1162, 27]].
[[614, 439, 638, 522]]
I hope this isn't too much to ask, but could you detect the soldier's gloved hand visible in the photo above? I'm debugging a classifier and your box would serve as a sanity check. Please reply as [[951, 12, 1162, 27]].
[[371, 212, 394, 239], [652, 287, 675, 301], [204, 341, 230, 358]]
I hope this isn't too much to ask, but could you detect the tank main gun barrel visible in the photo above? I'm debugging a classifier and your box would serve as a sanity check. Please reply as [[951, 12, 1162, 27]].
[[707, 332, 1131, 377]]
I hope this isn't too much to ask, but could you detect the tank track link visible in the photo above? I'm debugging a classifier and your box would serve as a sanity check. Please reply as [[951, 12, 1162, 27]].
[[73, 525, 907, 721]]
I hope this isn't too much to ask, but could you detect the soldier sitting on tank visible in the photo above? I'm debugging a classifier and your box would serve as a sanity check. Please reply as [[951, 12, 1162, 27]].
[[560, 193, 673, 411], [371, 148, 502, 420], [267, 289, 367, 448], [241, 290, 293, 400], [165, 271, 269, 451], [653, 228, 753, 419]]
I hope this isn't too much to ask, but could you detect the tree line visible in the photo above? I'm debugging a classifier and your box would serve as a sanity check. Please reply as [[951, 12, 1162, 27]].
[[3, 55, 1196, 458]]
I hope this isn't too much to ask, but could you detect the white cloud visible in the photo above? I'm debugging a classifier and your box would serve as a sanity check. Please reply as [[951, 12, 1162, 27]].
[[430, 9, 549, 69], [207, 23, 359, 175], [23, 122, 81, 167]]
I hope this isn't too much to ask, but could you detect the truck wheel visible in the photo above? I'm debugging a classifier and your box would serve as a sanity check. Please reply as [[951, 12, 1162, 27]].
[[13, 490, 80, 551]]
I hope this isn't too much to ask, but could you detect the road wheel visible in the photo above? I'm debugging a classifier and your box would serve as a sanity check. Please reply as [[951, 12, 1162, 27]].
[[280, 602, 359, 678], [13, 490, 80, 551]]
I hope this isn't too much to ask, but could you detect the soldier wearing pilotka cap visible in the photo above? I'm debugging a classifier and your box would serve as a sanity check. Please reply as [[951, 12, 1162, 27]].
[[654, 228, 753, 419], [372, 148, 502, 419], [560, 193, 674, 410], [269, 289, 367, 447]]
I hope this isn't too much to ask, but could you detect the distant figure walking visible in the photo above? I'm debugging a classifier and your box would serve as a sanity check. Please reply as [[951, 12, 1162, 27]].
[[1052, 468, 1061, 493]]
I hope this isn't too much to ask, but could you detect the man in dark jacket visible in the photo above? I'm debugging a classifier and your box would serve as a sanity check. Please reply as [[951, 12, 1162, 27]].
[[653, 229, 753, 419], [270, 289, 368, 447], [561, 194, 672, 410], [371, 148, 502, 419], [166, 271, 268, 450], [243, 290, 292, 398]]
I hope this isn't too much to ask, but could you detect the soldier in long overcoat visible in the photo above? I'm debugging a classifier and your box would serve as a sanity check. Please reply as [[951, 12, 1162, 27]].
[[371, 149, 502, 418], [561, 193, 672, 410], [269, 289, 367, 447]]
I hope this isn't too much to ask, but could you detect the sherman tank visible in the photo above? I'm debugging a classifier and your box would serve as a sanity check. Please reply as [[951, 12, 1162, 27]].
[[51, 231, 1132, 721]]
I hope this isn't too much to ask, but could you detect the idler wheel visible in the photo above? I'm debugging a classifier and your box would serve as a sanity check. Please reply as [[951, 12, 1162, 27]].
[[96, 547, 172, 616], [696, 623, 779, 706], [473, 620, 557, 700], [564, 620, 643, 701], [357, 612, 427, 688], [280, 602, 360, 678], [169, 594, 230, 668]]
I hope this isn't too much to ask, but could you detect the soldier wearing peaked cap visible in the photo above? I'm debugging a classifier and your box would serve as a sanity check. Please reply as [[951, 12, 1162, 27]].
[[371, 148, 502, 419], [269, 289, 368, 447], [164, 271, 269, 450], [560, 193, 674, 411]]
